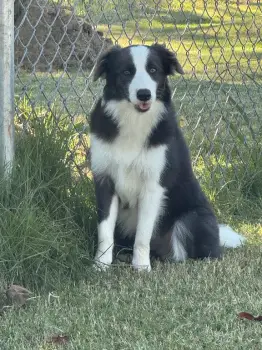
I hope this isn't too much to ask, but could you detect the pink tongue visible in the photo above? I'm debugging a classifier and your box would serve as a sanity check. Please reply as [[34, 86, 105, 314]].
[[138, 102, 150, 110]]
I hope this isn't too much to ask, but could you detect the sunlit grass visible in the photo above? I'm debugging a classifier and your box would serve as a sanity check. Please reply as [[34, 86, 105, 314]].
[[1, 1, 261, 348]]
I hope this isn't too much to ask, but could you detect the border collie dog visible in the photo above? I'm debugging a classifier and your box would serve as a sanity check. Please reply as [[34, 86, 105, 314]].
[[90, 44, 245, 271]]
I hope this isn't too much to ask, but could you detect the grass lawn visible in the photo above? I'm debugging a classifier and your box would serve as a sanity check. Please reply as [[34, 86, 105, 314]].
[[1, 0, 262, 349], [1, 247, 262, 349]]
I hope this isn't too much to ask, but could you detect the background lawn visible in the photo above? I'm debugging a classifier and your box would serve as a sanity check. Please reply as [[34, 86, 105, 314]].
[[1, 0, 262, 349]]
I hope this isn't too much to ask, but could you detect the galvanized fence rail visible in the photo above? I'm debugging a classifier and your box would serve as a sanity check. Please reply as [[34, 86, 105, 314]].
[[0, 0, 15, 177]]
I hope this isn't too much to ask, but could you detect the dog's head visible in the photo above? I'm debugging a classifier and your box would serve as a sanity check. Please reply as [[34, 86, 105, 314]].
[[94, 44, 184, 112]]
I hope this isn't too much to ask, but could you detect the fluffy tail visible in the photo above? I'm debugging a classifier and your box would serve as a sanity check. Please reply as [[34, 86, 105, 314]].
[[219, 224, 246, 248]]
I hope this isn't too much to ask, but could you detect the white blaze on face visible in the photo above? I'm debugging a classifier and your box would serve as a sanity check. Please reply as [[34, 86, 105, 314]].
[[128, 46, 157, 106]]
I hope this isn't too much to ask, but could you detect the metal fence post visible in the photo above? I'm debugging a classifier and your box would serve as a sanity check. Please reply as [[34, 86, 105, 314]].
[[0, 0, 15, 178]]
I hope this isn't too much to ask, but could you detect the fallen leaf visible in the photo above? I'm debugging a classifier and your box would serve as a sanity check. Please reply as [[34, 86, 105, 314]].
[[47, 335, 69, 345], [238, 312, 254, 320], [6, 284, 32, 306], [238, 312, 262, 321]]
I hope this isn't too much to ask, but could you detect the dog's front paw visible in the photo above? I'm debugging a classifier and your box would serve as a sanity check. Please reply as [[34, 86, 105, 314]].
[[132, 262, 151, 272], [93, 260, 110, 271], [93, 250, 112, 271], [132, 246, 151, 272], [132, 256, 151, 272]]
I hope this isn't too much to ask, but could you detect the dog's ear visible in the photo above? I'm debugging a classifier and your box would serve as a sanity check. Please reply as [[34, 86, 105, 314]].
[[151, 43, 184, 75], [93, 45, 122, 81]]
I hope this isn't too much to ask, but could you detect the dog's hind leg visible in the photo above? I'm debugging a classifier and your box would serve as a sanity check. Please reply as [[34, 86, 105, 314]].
[[171, 211, 221, 261]]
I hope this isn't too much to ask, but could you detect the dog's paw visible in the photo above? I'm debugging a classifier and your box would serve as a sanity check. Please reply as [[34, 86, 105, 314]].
[[132, 248, 151, 272], [93, 260, 111, 271], [133, 264, 151, 272], [93, 250, 112, 271], [132, 259, 151, 272]]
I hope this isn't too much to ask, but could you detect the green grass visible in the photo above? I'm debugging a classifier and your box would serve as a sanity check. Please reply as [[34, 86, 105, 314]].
[[1, 0, 262, 348], [2, 248, 262, 349]]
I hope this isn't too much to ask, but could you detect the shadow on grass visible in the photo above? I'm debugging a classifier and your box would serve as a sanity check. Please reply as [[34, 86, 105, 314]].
[[149, 9, 214, 25], [104, 22, 225, 44]]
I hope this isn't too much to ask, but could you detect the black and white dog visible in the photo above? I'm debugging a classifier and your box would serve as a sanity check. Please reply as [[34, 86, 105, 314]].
[[90, 44, 245, 271]]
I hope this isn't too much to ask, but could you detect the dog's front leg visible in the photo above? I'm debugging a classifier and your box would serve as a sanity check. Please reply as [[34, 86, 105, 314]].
[[93, 176, 118, 270], [132, 184, 164, 271]]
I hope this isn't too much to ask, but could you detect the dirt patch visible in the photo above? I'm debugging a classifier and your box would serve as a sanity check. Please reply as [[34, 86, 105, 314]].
[[15, 1, 112, 72]]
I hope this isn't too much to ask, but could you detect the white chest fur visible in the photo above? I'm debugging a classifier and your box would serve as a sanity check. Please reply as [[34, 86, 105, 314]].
[[90, 100, 167, 209], [91, 134, 167, 208]]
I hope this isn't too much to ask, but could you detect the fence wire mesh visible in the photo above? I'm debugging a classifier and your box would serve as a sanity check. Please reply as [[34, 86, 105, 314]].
[[14, 0, 262, 195]]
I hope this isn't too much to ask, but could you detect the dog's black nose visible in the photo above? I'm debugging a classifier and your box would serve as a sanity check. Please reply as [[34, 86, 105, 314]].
[[137, 89, 151, 101]]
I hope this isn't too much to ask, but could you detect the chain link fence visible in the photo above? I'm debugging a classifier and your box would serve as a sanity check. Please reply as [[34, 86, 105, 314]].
[[12, 0, 262, 198]]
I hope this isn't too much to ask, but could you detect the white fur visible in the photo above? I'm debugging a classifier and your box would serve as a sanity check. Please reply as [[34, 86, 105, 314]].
[[128, 46, 157, 105], [94, 195, 119, 270], [132, 183, 166, 271], [219, 224, 246, 248], [172, 221, 188, 262], [91, 99, 167, 271], [117, 207, 138, 237]]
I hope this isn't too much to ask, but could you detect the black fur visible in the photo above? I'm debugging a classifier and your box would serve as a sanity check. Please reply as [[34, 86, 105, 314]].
[[90, 99, 119, 142], [94, 175, 115, 223], [90, 44, 221, 263]]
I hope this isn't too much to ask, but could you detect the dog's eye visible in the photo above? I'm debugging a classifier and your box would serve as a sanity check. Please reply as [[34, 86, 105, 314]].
[[123, 70, 131, 76], [149, 68, 157, 73]]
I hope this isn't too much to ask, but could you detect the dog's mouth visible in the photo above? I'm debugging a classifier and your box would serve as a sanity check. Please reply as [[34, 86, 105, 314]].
[[135, 101, 151, 112]]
